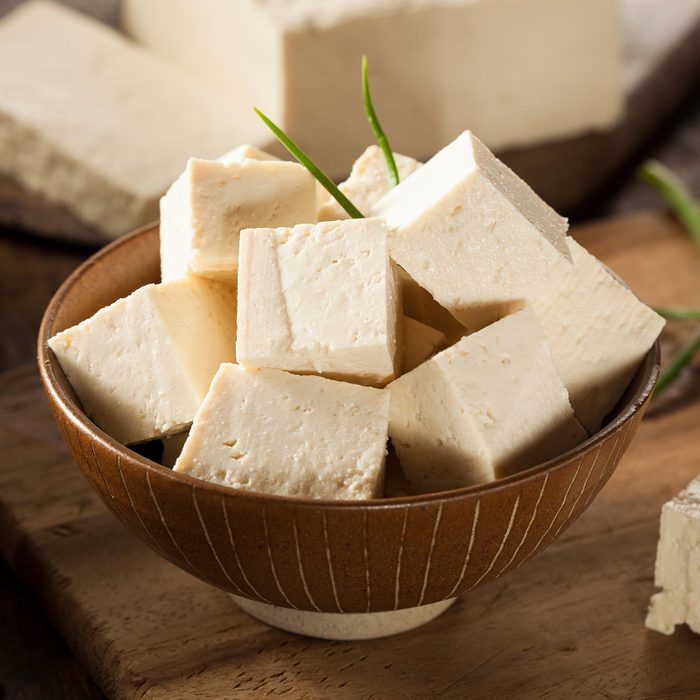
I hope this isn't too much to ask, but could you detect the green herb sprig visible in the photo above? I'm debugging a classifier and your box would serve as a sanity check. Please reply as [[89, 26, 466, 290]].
[[654, 328, 700, 399], [361, 55, 400, 187], [638, 160, 700, 249], [638, 160, 700, 399], [253, 107, 364, 219], [654, 306, 700, 321]]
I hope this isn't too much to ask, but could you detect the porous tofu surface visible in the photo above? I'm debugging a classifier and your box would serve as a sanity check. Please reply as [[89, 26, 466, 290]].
[[646, 477, 700, 635], [236, 218, 401, 386], [0, 1, 266, 238], [48, 279, 236, 445], [374, 130, 571, 331], [318, 146, 422, 221], [160, 158, 317, 282], [389, 308, 587, 493], [402, 316, 447, 373], [174, 364, 389, 500], [531, 239, 665, 433]]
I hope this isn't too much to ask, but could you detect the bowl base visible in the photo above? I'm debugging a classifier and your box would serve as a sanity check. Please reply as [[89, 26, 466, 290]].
[[232, 595, 457, 640]]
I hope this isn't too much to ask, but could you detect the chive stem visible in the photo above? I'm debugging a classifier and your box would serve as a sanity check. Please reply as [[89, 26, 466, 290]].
[[362, 55, 400, 187], [654, 328, 700, 399], [253, 107, 365, 219], [654, 306, 700, 321], [638, 160, 700, 249]]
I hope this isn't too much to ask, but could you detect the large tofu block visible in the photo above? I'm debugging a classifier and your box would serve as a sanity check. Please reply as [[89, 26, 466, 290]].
[[646, 477, 700, 635], [237, 219, 401, 386], [160, 158, 317, 282], [318, 146, 422, 221], [48, 279, 236, 444], [402, 316, 447, 373], [389, 308, 587, 492], [123, 0, 623, 177], [374, 131, 572, 331], [174, 364, 389, 500], [0, 1, 266, 240], [531, 239, 664, 433]]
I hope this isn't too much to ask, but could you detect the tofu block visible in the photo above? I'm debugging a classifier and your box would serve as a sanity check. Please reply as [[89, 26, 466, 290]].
[[389, 308, 587, 492], [48, 279, 236, 445], [123, 0, 623, 177], [174, 364, 389, 500], [646, 477, 700, 635], [374, 131, 572, 331], [160, 158, 317, 283], [318, 146, 422, 221], [236, 219, 401, 386], [0, 1, 267, 240], [402, 316, 447, 373], [531, 239, 665, 433]]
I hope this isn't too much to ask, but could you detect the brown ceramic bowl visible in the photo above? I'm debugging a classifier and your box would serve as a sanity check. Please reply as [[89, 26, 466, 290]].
[[38, 223, 659, 634]]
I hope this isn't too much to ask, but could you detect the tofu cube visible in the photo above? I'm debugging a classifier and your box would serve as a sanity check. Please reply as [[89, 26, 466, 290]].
[[374, 130, 572, 331], [318, 146, 422, 221], [402, 316, 447, 373], [160, 158, 317, 283], [531, 239, 665, 433], [236, 219, 401, 386], [174, 364, 389, 500], [389, 308, 587, 492], [646, 477, 700, 635], [48, 279, 236, 445]]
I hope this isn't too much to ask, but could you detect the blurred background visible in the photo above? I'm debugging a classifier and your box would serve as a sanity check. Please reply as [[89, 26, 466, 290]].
[[1, 0, 699, 696]]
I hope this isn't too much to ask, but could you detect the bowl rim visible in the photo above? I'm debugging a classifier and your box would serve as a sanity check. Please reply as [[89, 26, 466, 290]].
[[38, 222, 661, 510]]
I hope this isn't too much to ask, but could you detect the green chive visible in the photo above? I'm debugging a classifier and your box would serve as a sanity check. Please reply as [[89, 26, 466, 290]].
[[654, 306, 700, 321], [638, 160, 700, 249], [654, 328, 700, 399], [361, 55, 400, 187], [253, 107, 364, 219]]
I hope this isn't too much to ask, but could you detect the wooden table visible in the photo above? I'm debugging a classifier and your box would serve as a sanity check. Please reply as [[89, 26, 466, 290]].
[[2, 211, 700, 699]]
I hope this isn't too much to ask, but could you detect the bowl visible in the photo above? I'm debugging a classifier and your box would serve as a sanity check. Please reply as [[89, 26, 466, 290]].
[[38, 223, 660, 640]]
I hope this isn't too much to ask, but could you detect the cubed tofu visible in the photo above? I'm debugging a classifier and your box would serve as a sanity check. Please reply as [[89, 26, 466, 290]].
[[374, 131, 572, 332], [318, 146, 422, 221], [0, 1, 267, 240], [531, 239, 665, 433], [160, 157, 317, 283], [389, 308, 587, 492], [123, 0, 623, 178], [646, 477, 700, 635], [236, 219, 401, 386], [174, 364, 389, 500], [48, 279, 236, 444], [402, 316, 447, 373]]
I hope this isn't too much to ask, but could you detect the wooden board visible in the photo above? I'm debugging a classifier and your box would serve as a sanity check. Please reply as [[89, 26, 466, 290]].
[[1, 211, 700, 699], [3, 1, 700, 245]]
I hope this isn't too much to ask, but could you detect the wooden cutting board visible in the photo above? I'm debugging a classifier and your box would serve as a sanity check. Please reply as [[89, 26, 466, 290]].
[[2, 1, 700, 245], [1, 211, 700, 699]]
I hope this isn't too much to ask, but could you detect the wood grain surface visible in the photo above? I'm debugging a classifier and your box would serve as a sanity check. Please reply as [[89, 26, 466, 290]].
[[1, 211, 699, 698]]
